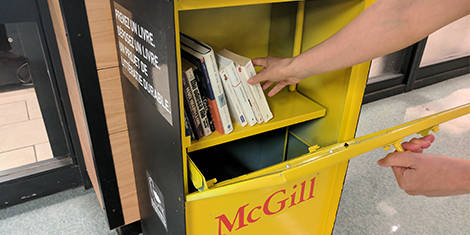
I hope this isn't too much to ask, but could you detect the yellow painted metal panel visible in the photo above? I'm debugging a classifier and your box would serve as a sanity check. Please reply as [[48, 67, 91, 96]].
[[176, 0, 303, 11], [174, 8, 192, 195], [320, 161, 349, 234], [289, 1, 305, 92], [283, 6, 372, 230], [187, 104, 469, 200], [294, 0, 367, 147], [188, 156, 209, 191], [187, 166, 339, 235], [267, 2, 298, 58], [292, 1, 305, 57], [178, 4, 272, 60], [338, 61, 371, 141], [186, 104, 469, 234]]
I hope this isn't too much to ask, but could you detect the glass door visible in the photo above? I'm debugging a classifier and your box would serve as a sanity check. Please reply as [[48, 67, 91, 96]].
[[0, 0, 87, 208], [363, 15, 470, 104]]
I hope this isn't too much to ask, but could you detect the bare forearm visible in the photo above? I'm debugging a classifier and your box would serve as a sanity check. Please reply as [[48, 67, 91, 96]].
[[448, 158, 470, 196], [291, 0, 470, 78], [249, 0, 469, 96]]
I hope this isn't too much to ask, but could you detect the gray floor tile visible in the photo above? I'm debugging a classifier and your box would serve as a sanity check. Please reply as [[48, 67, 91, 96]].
[[334, 74, 470, 235], [0, 187, 117, 235]]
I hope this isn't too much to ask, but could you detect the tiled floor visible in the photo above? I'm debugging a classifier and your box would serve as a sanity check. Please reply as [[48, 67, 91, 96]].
[[0, 86, 53, 172], [334, 74, 470, 234], [0, 187, 116, 235], [0, 74, 468, 234]]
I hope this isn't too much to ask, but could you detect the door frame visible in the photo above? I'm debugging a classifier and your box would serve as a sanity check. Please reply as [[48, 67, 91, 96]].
[[363, 38, 470, 104], [0, 0, 90, 209]]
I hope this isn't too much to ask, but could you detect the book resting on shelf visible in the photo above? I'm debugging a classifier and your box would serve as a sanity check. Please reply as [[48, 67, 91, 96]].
[[180, 34, 274, 140]]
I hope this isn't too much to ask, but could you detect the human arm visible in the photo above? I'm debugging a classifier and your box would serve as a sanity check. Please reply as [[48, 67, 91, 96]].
[[248, 0, 470, 96], [377, 135, 470, 197]]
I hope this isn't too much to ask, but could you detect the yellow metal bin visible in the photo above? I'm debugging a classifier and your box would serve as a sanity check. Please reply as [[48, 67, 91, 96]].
[[185, 104, 469, 235], [110, 0, 469, 234]]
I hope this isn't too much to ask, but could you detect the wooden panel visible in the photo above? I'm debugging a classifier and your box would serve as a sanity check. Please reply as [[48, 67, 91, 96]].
[[98, 68, 128, 134], [84, 0, 119, 69], [83, 0, 141, 225], [47, 0, 103, 206], [109, 131, 134, 188], [119, 183, 140, 224]]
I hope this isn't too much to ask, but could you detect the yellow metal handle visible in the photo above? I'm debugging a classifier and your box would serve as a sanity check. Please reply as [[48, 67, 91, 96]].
[[391, 139, 405, 152], [418, 125, 440, 137]]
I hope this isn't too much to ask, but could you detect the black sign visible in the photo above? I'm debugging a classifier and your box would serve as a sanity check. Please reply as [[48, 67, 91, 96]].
[[114, 2, 173, 125]]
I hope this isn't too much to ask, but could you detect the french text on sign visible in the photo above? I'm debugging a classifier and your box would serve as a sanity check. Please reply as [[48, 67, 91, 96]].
[[115, 8, 155, 47]]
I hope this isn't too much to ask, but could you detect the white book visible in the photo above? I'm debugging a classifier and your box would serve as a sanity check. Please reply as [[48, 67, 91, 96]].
[[181, 34, 233, 134], [219, 68, 247, 127], [217, 55, 248, 127], [218, 49, 273, 123], [216, 54, 256, 126], [235, 63, 263, 124]]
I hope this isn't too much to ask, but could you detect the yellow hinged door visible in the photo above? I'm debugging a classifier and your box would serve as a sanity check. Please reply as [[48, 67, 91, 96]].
[[186, 103, 469, 235]]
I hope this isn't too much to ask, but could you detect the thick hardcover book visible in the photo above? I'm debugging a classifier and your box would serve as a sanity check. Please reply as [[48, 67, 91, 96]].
[[180, 33, 233, 135], [182, 72, 203, 139], [218, 49, 273, 123], [182, 60, 212, 136], [216, 53, 256, 127]]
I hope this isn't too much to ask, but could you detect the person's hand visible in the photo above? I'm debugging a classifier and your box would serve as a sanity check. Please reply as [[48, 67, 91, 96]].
[[248, 56, 304, 97], [377, 135, 470, 197], [399, 134, 435, 153]]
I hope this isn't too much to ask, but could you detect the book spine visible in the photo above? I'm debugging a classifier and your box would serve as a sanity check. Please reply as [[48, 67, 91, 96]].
[[183, 109, 195, 140], [237, 65, 263, 124], [186, 68, 212, 136], [220, 67, 247, 127], [193, 69, 215, 132], [181, 50, 224, 134], [182, 73, 203, 139], [227, 63, 257, 126], [245, 61, 273, 122], [203, 52, 233, 134], [199, 57, 226, 134]]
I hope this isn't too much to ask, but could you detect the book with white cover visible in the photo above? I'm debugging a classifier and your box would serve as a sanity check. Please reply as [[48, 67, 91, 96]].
[[181, 34, 233, 135], [216, 53, 256, 126], [237, 67, 263, 124], [217, 54, 247, 127], [219, 69, 247, 127], [218, 49, 273, 123]]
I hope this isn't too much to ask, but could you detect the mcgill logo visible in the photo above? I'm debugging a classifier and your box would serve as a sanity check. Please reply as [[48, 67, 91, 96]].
[[215, 177, 316, 235]]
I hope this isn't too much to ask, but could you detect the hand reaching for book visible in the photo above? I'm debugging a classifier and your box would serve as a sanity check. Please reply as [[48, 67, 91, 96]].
[[377, 134, 470, 197], [248, 0, 469, 97], [248, 56, 304, 97]]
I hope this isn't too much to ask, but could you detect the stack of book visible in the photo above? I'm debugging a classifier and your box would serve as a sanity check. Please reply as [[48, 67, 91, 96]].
[[180, 33, 273, 140]]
